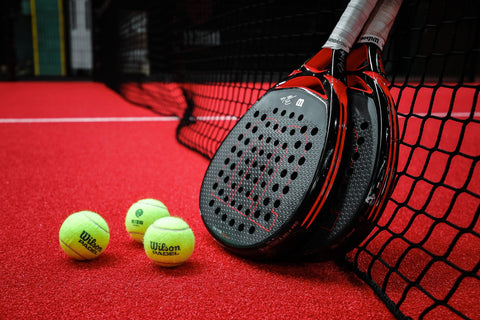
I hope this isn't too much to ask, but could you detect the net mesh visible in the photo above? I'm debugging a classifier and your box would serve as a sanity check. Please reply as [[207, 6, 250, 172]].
[[94, 0, 480, 319]]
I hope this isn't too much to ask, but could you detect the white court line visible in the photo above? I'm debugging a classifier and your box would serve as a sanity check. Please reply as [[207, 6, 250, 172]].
[[0, 116, 180, 123], [0, 115, 239, 124]]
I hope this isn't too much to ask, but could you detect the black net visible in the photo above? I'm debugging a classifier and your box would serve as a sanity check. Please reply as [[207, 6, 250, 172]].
[[94, 0, 480, 319]]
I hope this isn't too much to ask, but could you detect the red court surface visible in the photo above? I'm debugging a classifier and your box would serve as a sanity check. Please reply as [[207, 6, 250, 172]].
[[0, 82, 396, 319]]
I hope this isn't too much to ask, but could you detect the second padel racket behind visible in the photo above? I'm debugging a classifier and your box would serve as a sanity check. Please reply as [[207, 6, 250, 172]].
[[338, 0, 402, 252], [296, 0, 402, 258], [200, 0, 378, 260]]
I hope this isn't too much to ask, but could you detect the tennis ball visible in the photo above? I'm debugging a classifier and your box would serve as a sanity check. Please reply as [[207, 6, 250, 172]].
[[125, 198, 170, 243], [59, 211, 110, 260], [143, 217, 195, 267]]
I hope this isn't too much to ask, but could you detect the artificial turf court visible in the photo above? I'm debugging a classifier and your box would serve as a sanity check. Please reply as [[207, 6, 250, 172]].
[[2, 80, 480, 319], [1, 81, 399, 319]]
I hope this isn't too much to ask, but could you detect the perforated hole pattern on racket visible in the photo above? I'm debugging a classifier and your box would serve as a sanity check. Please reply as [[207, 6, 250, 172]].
[[200, 88, 333, 248]]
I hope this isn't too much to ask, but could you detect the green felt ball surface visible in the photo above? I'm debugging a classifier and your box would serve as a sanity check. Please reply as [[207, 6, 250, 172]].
[[125, 199, 170, 243], [59, 211, 110, 260]]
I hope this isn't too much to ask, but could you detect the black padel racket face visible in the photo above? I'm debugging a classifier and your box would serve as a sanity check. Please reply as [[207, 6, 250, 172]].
[[200, 87, 343, 257]]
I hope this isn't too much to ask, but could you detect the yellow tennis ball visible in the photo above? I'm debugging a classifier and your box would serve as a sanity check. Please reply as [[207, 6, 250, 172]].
[[125, 198, 170, 243], [143, 217, 195, 267], [59, 211, 110, 260]]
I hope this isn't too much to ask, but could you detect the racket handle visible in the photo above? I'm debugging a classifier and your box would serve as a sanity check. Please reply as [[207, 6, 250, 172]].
[[358, 0, 403, 50], [323, 0, 379, 53]]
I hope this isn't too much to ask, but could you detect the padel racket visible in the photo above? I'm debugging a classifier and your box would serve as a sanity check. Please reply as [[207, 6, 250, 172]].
[[200, 0, 378, 260], [342, 0, 402, 250], [297, 0, 402, 258]]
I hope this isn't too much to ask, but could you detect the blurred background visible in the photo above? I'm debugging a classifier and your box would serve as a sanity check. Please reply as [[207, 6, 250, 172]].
[[1, 0, 93, 79]]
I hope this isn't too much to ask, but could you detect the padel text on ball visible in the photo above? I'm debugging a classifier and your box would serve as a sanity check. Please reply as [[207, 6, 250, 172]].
[[149, 241, 181, 256], [78, 230, 104, 255]]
